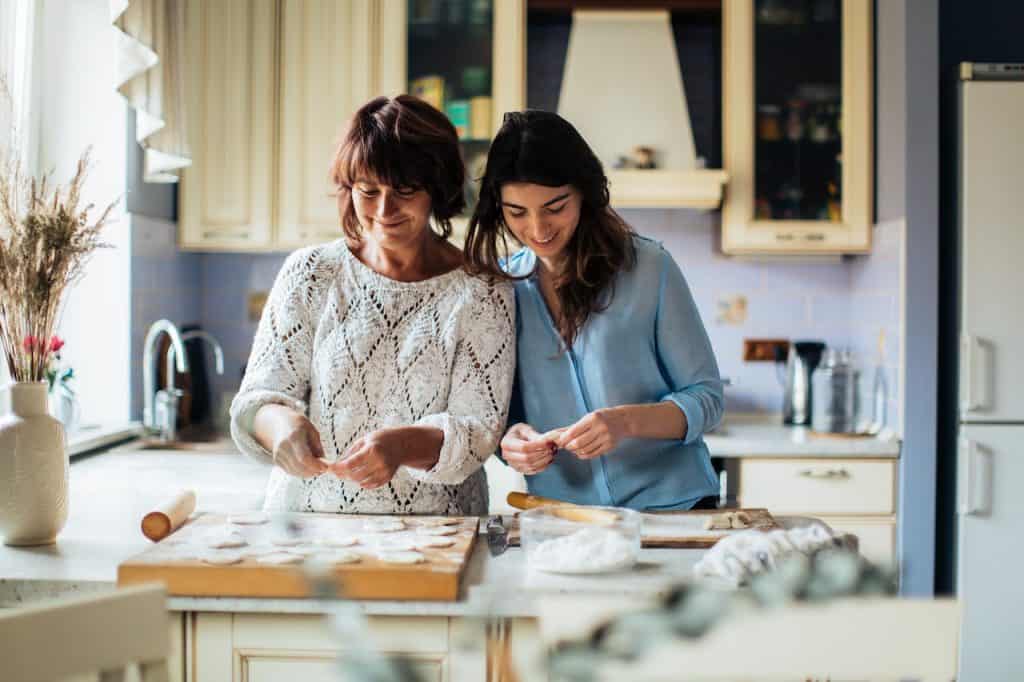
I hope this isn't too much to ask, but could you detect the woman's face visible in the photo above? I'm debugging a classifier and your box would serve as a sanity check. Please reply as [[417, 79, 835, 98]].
[[351, 176, 433, 248], [499, 182, 581, 261]]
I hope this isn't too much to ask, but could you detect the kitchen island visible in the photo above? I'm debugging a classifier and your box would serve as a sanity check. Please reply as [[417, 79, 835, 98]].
[[0, 428, 899, 681]]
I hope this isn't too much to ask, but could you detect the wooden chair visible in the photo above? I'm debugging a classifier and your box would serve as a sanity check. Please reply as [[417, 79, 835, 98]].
[[534, 596, 960, 682], [0, 583, 171, 682]]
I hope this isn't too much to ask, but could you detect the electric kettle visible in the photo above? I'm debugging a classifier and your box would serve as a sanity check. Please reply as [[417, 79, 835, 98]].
[[776, 340, 826, 426]]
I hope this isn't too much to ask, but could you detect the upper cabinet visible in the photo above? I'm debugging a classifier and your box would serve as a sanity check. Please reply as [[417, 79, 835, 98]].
[[180, 1, 381, 251], [378, 0, 526, 242], [180, 1, 277, 251], [721, 0, 873, 255]]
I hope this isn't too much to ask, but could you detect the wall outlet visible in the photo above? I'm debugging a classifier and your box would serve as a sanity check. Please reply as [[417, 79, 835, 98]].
[[743, 338, 789, 362], [715, 294, 748, 325], [247, 291, 269, 323]]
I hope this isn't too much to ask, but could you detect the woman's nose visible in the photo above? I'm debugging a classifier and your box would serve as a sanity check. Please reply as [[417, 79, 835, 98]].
[[376, 192, 398, 217]]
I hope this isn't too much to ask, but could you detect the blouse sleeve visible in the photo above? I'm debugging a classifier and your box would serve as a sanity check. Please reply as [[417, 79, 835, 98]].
[[407, 278, 516, 485], [654, 248, 724, 443], [229, 248, 325, 464]]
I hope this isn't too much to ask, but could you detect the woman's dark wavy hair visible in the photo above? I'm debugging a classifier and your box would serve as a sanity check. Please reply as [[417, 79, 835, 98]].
[[330, 95, 465, 242], [464, 110, 635, 347]]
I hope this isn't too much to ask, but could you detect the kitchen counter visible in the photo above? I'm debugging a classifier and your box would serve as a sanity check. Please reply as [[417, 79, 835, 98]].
[[705, 417, 900, 458], [0, 442, 706, 618]]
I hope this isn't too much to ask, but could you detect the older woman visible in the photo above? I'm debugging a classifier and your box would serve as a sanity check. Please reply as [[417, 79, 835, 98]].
[[230, 96, 515, 515]]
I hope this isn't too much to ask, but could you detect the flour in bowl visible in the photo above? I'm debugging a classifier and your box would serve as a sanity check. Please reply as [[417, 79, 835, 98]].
[[529, 526, 638, 574]]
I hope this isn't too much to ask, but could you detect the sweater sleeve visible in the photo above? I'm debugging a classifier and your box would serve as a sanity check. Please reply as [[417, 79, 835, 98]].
[[407, 278, 516, 485], [653, 248, 724, 443], [229, 247, 326, 464]]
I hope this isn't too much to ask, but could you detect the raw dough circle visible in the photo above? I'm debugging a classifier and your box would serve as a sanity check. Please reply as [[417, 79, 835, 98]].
[[363, 519, 406, 533], [375, 550, 425, 564], [200, 552, 243, 565], [202, 527, 248, 549], [416, 526, 457, 536], [228, 512, 270, 525], [288, 546, 322, 556], [257, 552, 304, 565], [412, 537, 455, 549], [373, 538, 417, 551], [316, 535, 358, 548]]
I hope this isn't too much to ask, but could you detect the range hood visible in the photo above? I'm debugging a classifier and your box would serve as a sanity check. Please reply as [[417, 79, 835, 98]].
[[557, 10, 727, 209]]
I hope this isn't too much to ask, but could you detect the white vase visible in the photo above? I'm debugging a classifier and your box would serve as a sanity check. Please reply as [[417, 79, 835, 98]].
[[0, 381, 69, 545]]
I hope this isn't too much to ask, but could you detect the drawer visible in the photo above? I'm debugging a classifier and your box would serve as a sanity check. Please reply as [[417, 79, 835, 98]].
[[739, 458, 896, 514], [825, 516, 897, 567]]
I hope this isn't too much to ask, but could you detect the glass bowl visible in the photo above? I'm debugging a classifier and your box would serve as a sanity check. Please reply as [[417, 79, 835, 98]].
[[520, 505, 642, 574]]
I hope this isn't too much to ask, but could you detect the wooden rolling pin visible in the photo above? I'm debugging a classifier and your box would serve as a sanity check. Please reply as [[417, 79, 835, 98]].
[[506, 492, 619, 524], [141, 490, 196, 542]]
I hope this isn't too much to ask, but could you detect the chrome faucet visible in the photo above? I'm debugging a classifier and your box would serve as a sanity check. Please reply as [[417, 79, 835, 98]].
[[142, 319, 190, 435], [164, 330, 225, 392]]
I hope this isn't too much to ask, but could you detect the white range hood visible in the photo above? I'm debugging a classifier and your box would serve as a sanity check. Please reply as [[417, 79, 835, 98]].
[[557, 10, 727, 209]]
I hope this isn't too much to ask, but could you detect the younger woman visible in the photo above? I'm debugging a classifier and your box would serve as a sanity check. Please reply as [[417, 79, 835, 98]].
[[464, 110, 722, 510]]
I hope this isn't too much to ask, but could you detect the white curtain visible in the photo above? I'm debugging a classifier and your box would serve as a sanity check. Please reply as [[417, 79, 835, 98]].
[[111, 0, 190, 182], [0, 0, 36, 169]]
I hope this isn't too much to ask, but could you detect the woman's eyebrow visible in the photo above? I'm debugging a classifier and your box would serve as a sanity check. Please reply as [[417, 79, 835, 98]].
[[501, 193, 570, 210]]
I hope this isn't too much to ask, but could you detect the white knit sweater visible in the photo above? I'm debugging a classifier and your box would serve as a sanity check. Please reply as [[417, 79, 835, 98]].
[[230, 240, 515, 515]]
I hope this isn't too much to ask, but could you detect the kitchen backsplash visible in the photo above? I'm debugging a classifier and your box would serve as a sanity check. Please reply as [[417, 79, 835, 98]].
[[128, 209, 902, 432]]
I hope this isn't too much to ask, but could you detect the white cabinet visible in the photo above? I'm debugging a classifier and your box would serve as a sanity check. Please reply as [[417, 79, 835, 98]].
[[180, 1, 381, 251], [277, 1, 379, 249], [180, 1, 277, 251], [721, 0, 873, 255], [738, 456, 898, 566], [193, 612, 482, 682]]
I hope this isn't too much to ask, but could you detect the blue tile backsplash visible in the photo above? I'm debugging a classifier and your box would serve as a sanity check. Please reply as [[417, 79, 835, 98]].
[[130, 209, 903, 432]]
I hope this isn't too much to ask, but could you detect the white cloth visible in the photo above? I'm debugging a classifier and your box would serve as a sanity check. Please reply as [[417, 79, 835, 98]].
[[230, 240, 516, 515], [693, 523, 840, 587], [111, 0, 190, 181]]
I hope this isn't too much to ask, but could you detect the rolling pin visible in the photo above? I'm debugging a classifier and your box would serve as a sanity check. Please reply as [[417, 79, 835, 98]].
[[506, 492, 619, 524], [141, 489, 196, 542]]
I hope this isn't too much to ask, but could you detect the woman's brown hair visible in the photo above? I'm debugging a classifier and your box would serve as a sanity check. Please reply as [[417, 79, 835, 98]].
[[330, 95, 465, 241], [463, 110, 636, 347]]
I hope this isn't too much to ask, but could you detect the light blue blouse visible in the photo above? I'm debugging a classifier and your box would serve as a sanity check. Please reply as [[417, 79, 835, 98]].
[[504, 235, 722, 510]]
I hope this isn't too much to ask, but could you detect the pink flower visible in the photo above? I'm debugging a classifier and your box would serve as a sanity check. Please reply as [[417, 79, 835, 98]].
[[49, 335, 64, 353], [22, 335, 38, 352]]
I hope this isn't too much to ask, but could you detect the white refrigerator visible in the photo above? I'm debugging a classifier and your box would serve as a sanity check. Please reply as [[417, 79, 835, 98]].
[[956, 62, 1024, 680]]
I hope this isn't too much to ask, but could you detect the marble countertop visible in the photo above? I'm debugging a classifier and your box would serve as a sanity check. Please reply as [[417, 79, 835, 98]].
[[0, 442, 705, 617], [0, 419, 895, 616], [704, 417, 900, 458]]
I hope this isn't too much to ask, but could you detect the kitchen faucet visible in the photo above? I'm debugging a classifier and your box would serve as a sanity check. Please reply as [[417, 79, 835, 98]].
[[163, 331, 225, 437], [142, 319, 189, 437]]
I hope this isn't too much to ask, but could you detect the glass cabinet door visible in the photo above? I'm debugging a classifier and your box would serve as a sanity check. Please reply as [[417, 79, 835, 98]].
[[380, 0, 524, 236], [754, 0, 842, 223], [722, 0, 871, 255]]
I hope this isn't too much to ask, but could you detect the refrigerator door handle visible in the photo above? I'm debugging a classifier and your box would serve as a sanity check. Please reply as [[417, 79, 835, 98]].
[[959, 334, 988, 413], [959, 436, 992, 516]]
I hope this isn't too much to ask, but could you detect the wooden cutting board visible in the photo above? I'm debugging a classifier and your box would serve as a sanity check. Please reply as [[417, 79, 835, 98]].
[[507, 508, 779, 549], [118, 512, 478, 601]]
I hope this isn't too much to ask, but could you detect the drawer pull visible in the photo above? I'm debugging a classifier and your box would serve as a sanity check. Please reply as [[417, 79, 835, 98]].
[[797, 468, 850, 480]]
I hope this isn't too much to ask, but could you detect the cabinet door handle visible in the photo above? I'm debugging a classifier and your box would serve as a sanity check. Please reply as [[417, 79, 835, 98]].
[[202, 230, 251, 240], [960, 334, 988, 412], [797, 468, 850, 479], [804, 232, 826, 241], [775, 232, 796, 241], [958, 437, 991, 516]]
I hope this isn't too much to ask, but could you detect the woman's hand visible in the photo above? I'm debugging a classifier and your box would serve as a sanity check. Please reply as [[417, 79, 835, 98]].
[[253, 404, 328, 478], [558, 408, 630, 460], [329, 429, 404, 489], [501, 423, 559, 475]]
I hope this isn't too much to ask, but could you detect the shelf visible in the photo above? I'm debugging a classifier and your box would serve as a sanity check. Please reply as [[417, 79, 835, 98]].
[[607, 168, 729, 209]]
